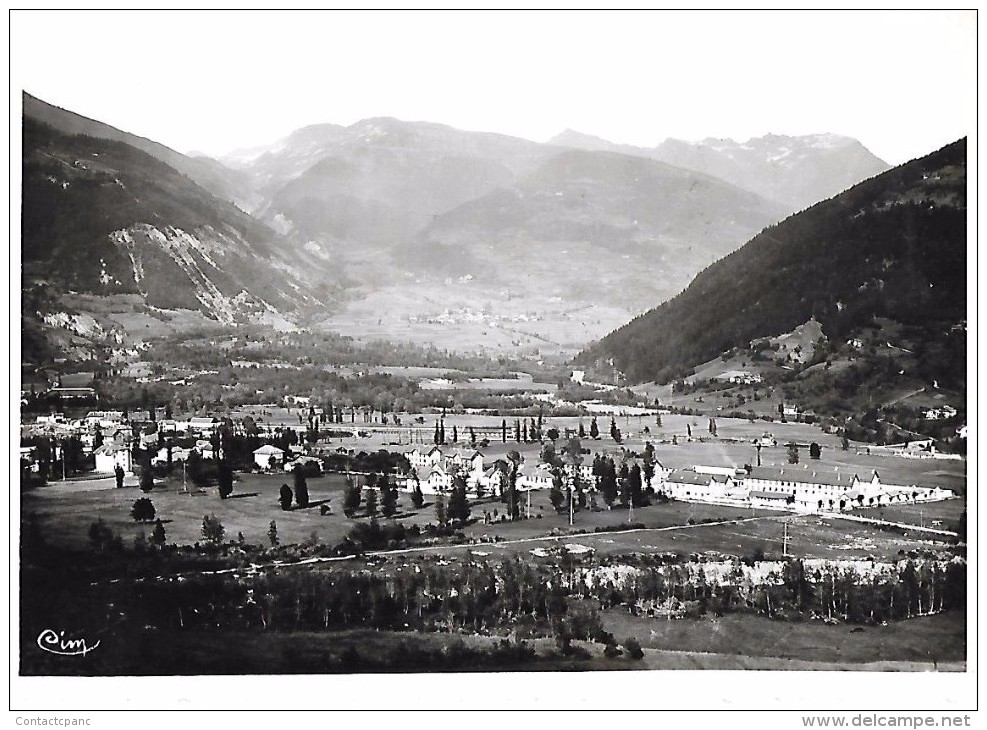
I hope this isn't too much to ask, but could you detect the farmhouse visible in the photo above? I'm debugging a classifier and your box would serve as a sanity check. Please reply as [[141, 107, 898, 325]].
[[716, 370, 762, 385]]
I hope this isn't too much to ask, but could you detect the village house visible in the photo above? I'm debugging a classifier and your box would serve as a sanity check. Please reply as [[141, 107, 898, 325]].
[[406, 446, 445, 472], [516, 463, 554, 491], [152, 445, 192, 465], [716, 370, 763, 385], [404, 463, 455, 494], [94, 442, 132, 474], [445, 448, 485, 480], [83, 410, 124, 429], [288, 455, 323, 474], [253, 444, 285, 470], [403, 445, 487, 492]]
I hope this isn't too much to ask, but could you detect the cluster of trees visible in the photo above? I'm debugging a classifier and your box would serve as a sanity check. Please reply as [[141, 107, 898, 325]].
[[495, 414, 548, 445], [84, 552, 966, 653], [20, 435, 89, 482], [98, 365, 569, 418], [579, 555, 966, 625], [589, 454, 654, 509]]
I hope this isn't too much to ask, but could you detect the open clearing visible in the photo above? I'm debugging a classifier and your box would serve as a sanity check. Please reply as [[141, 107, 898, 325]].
[[600, 610, 966, 668]]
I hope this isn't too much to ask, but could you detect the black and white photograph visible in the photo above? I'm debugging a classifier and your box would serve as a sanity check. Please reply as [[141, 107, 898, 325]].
[[9, 8, 977, 717]]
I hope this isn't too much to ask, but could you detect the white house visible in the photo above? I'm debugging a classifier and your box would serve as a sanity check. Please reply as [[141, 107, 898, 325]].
[[94, 442, 132, 474], [415, 463, 455, 493], [517, 463, 554, 490], [445, 448, 485, 479], [84, 410, 124, 429], [195, 439, 216, 460], [404, 446, 486, 490], [253, 444, 285, 470], [406, 446, 445, 471]]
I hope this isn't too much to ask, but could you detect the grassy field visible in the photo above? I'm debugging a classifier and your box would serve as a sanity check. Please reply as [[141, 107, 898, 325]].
[[421, 513, 956, 563], [869, 499, 966, 529], [600, 610, 966, 667], [23, 449, 963, 560], [18, 472, 780, 552], [23, 472, 358, 550]]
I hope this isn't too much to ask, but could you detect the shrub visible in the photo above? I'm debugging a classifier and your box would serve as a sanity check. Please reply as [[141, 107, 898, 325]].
[[623, 637, 644, 660], [151, 518, 166, 547], [201, 514, 225, 545], [279, 484, 293, 511], [130, 497, 155, 523]]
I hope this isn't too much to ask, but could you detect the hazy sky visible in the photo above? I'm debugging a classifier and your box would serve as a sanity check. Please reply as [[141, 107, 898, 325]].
[[10, 10, 976, 165]]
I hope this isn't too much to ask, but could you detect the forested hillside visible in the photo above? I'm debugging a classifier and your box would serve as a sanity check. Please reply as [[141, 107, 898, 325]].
[[580, 139, 966, 388]]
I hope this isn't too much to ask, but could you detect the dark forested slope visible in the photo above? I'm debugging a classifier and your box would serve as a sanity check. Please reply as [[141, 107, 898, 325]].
[[580, 139, 966, 386]]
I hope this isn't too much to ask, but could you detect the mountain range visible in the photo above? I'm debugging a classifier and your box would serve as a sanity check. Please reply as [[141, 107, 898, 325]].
[[21, 91, 894, 358], [548, 129, 890, 212]]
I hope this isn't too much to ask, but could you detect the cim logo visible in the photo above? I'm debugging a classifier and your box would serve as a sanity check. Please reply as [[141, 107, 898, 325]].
[[36, 629, 100, 657]]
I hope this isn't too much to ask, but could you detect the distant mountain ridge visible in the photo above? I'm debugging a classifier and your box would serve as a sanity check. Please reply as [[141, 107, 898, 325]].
[[578, 138, 966, 386], [548, 129, 890, 212], [21, 92, 901, 356], [403, 147, 786, 311]]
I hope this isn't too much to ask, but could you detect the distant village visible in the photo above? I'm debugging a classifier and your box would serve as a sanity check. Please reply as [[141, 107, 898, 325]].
[[21, 388, 956, 518]]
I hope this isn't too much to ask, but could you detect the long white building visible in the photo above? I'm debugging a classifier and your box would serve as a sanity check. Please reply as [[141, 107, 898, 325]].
[[665, 464, 955, 513]]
